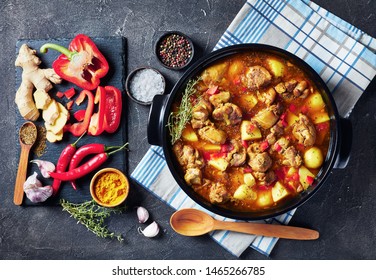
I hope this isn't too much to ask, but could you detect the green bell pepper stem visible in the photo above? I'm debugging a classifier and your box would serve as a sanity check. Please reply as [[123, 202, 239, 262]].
[[40, 43, 78, 60]]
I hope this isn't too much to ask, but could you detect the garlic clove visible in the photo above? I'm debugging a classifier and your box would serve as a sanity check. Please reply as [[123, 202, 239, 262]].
[[23, 172, 42, 189], [137, 206, 149, 223], [23, 172, 53, 203], [30, 159, 56, 178], [25, 185, 53, 203], [138, 221, 159, 238]]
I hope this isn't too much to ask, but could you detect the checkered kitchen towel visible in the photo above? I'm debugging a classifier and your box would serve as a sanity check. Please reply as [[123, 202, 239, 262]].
[[131, 0, 376, 257]]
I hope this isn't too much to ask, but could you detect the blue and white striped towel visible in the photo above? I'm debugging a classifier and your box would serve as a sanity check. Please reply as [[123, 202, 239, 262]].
[[131, 0, 376, 257]]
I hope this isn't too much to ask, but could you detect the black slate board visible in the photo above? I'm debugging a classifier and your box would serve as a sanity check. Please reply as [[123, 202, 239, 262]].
[[15, 36, 127, 206]]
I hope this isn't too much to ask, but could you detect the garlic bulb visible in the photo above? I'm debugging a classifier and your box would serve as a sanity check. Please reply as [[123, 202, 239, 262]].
[[30, 159, 55, 178], [138, 221, 159, 238], [137, 206, 149, 223], [23, 172, 53, 203]]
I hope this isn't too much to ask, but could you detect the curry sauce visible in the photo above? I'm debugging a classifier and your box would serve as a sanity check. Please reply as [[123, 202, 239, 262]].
[[172, 52, 330, 212]]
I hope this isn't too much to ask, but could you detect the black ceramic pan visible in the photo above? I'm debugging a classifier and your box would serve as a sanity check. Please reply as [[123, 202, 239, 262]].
[[147, 44, 351, 220]]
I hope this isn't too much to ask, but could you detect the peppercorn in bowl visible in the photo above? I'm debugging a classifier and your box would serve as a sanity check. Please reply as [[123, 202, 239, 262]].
[[155, 31, 194, 70], [90, 168, 129, 207]]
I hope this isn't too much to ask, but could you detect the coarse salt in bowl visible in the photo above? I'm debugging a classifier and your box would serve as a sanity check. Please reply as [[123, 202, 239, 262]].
[[126, 67, 166, 105]]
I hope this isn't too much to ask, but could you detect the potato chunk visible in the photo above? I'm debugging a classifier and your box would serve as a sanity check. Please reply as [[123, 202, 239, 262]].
[[233, 184, 257, 200], [208, 157, 229, 171], [241, 120, 262, 141], [267, 58, 285, 77], [298, 165, 315, 190], [304, 147, 324, 169], [272, 181, 289, 202]]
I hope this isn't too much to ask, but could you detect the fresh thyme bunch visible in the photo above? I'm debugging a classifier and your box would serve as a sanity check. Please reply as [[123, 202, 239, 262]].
[[167, 77, 201, 144], [60, 199, 125, 242]]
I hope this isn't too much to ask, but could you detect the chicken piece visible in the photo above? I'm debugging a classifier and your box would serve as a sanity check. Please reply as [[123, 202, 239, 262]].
[[212, 103, 243, 125], [209, 91, 231, 107], [292, 114, 317, 146], [282, 146, 302, 167], [243, 66, 272, 90], [257, 87, 277, 106], [285, 79, 298, 92], [247, 151, 273, 172], [209, 182, 229, 204], [227, 140, 247, 167], [275, 79, 310, 100], [292, 80, 310, 98], [173, 142, 203, 168], [253, 103, 283, 129], [274, 82, 286, 94], [184, 168, 202, 185], [266, 123, 284, 145], [198, 125, 227, 144], [253, 170, 277, 185], [191, 99, 213, 129]]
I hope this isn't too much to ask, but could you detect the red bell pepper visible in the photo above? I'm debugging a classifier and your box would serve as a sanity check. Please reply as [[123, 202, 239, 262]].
[[88, 86, 106, 136], [65, 90, 94, 136], [103, 86, 122, 133], [40, 34, 109, 90]]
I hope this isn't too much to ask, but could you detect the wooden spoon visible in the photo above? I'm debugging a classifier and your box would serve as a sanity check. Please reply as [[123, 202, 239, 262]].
[[170, 208, 319, 240], [13, 121, 37, 205]]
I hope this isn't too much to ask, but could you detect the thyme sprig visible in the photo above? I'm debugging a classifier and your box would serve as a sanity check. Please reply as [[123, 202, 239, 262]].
[[60, 199, 125, 242], [167, 77, 201, 144]]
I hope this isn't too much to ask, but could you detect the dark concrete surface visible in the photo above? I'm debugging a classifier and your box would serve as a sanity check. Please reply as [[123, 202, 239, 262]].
[[1, 0, 375, 260]]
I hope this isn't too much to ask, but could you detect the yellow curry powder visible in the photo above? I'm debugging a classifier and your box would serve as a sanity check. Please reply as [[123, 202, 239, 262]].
[[94, 171, 128, 205]]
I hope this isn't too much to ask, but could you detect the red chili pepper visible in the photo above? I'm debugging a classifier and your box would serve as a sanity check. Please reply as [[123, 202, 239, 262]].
[[68, 143, 122, 189], [40, 34, 109, 90], [103, 86, 122, 134], [49, 143, 128, 181], [88, 86, 106, 136], [51, 133, 85, 195], [65, 90, 94, 137]]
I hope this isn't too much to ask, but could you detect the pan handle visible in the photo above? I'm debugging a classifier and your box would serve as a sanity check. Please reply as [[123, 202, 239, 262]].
[[147, 94, 169, 146], [334, 118, 352, 169]]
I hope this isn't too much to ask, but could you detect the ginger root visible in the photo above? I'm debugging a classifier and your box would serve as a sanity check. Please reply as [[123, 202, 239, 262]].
[[15, 44, 62, 121]]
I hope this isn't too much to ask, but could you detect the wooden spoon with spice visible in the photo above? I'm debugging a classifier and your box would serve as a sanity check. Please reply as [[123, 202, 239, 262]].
[[14, 121, 37, 205]]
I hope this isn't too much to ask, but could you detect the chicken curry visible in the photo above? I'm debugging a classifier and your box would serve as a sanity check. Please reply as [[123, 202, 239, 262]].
[[171, 51, 330, 212]]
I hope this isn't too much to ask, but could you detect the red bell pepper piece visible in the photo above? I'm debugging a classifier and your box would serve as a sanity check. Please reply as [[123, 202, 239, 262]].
[[65, 90, 94, 136], [103, 86, 122, 133], [64, 88, 76, 99], [66, 100, 74, 110], [40, 34, 109, 90], [74, 109, 86, 122], [88, 86, 106, 136], [205, 86, 219, 95], [56, 91, 64, 98]]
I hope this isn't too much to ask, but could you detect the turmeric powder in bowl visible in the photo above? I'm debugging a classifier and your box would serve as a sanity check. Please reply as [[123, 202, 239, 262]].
[[90, 168, 129, 207]]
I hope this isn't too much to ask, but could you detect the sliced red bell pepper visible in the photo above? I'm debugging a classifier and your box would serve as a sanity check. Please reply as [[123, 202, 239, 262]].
[[88, 86, 106, 136], [65, 90, 94, 137], [103, 86, 122, 134], [40, 34, 109, 90]]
